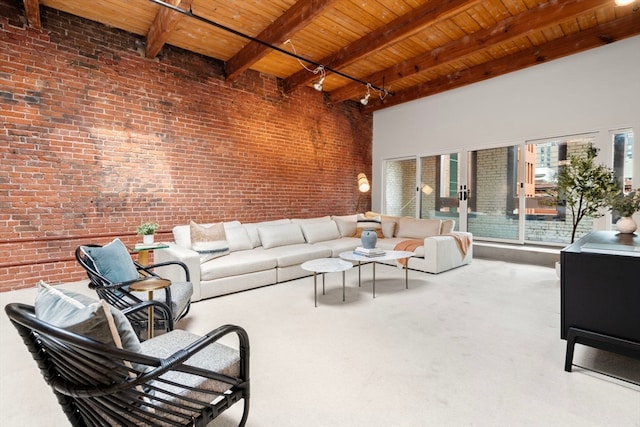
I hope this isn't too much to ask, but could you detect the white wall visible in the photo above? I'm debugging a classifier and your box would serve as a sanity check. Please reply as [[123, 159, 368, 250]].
[[372, 35, 640, 214]]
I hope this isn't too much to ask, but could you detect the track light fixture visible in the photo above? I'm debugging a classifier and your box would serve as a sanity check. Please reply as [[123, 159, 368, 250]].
[[614, 0, 633, 5], [149, 0, 394, 102], [313, 66, 326, 92], [360, 84, 371, 105]]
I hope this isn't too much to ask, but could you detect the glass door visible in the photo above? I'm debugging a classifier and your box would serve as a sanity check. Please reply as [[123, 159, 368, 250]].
[[419, 153, 461, 230], [383, 158, 417, 217], [467, 146, 521, 241]]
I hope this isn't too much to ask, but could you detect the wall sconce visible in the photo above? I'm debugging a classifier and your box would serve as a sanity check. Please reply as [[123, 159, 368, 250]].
[[356, 173, 370, 213]]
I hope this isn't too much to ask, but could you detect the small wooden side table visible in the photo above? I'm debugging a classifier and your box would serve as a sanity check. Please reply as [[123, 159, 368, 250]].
[[128, 277, 171, 339]]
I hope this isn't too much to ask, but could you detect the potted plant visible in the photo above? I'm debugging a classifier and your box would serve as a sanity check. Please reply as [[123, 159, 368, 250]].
[[554, 143, 620, 243], [608, 188, 640, 233], [137, 222, 160, 244]]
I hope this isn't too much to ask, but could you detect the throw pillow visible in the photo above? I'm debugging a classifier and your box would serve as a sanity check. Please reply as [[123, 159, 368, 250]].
[[224, 223, 253, 251], [441, 219, 456, 234], [396, 217, 442, 239], [355, 214, 383, 238], [332, 214, 357, 237], [81, 238, 139, 283], [300, 220, 341, 244], [35, 281, 141, 354], [190, 221, 230, 263]]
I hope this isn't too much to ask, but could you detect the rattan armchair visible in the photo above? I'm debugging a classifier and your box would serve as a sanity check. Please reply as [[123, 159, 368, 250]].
[[5, 302, 250, 426], [76, 242, 193, 339]]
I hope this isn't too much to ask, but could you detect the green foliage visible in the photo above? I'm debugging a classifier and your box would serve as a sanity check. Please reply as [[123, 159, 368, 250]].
[[137, 222, 159, 235], [557, 143, 620, 243], [608, 188, 640, 218]]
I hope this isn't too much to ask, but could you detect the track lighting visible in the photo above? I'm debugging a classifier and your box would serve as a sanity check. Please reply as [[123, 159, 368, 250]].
[[360, 84, 371, 105], [313, 76, 325, 92]]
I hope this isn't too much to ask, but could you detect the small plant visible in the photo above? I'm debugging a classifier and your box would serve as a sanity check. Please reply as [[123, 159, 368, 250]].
[[608, 189, 640, 218], [137, 222, 159, 236]]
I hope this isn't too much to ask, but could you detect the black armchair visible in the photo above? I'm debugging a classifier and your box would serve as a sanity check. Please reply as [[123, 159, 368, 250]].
[[5, 302, 250, 426], [75, 239, 193, 339]]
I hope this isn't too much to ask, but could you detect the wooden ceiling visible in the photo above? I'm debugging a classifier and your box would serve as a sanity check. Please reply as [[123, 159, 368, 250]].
[[22, 0, 640, 111]]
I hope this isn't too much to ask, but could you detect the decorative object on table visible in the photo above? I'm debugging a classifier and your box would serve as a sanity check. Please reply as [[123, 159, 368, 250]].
[[608, 188, 640, 234], [137, 221, 160, 244], [355, 172, 370, 213], [551, 143, 620, 243], [360, 228, 378, 249], [353, 246, 385, 257]]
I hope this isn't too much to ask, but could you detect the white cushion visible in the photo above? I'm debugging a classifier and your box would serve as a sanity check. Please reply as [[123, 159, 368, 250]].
[[258, 223, 305, 249], [332, 214, 357, 237], [190, 221, 229, 262], [396, 217, 442, 239], [173, 221, 241, 249], [441, 219, 456, 234], [291, 216, 332, 223], [224, 223, 253, 251], [244, 219, 290, 247], [300, 220, 341, 244]]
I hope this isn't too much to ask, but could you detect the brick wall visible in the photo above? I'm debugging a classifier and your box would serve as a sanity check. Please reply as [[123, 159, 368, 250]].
[[0, 2, 372, 291]]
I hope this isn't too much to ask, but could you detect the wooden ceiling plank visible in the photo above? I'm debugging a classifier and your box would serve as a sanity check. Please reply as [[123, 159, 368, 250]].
[[366, 12, 640, 111], [225, 0, 338, 81], [23, 0, 41, 29], [282, 0, 485, 93], [330, 0, 609, 103], [146, 0, 193, 59]]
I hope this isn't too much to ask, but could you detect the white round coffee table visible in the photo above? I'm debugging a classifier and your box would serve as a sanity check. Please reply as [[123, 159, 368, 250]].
[[339, 250, 415, 298], [301, 258, 353, 307]]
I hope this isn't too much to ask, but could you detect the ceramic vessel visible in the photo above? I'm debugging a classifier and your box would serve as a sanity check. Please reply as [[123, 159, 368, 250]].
[[143, 234, 155, 244], [361, 229, 378, 249], [616, 217, 637, 234]]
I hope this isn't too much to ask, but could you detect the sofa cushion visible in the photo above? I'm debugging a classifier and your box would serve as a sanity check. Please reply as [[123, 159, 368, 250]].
[[260, 244, 332, 267], [396, 217, 442, 239], [200, 250, 277, 281], [291, 216, 332, 223], [224, 223, 253, 252], [441, 219, 456, 234], [258, 223, 305, 249], [190, 221, 229, 262], [244, 219, 290, 247], [300, 220, 341, 244], [332, 214, 357, 237], [81, 238, 139, 283]]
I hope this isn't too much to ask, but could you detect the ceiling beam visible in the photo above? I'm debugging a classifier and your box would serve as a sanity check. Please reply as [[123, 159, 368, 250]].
[[146, 0, 193, 59], [225, 0, 337, 81], [330, 0, 611, 104], [282, 0, 483, 93], [23, 0, 41, 29], [364, 12, 640, 112]]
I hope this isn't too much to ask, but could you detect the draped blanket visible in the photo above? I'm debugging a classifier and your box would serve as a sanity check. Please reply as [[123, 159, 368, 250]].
[[393, 233, 471, 267]]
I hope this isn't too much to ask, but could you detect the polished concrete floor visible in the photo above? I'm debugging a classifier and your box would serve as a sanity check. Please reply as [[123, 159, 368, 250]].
[[1, 259, 639, 426]]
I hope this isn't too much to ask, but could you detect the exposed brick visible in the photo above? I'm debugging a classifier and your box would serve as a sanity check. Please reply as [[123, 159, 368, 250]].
[[0, 1, 372, 291]]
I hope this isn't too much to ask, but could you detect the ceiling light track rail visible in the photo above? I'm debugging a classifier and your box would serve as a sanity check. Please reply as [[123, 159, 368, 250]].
[[148, 0, 391, 98]]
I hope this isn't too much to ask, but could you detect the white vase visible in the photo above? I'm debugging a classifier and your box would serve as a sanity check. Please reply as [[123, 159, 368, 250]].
[[616, 217, 637, 234], [143, 234, 154, 244]]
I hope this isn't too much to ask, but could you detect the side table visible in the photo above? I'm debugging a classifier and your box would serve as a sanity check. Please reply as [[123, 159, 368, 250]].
[[301, 258, 353, 307], [128, 277, 171, 339], [130, 243, 169, 266], [339, 250, 414, 298]]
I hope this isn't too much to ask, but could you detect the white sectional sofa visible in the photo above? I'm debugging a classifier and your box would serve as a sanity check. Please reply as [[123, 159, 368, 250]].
[[155, 214, 472, 302]]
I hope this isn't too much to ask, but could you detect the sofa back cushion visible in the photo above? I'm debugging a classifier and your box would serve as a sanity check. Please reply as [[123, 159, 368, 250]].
[[224, 224, 254, 252], [291, 216, 332, 223], [244, 219, 291, 248], [258, 223, 306, 249], [300, 220, 341, 244], [396, 217, 442, 239], [441, 219, 456, 234], [331, 215, 357, 237]]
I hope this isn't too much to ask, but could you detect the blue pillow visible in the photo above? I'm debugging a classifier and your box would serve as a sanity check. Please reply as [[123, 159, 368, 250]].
[[82, 238, 139, 283]]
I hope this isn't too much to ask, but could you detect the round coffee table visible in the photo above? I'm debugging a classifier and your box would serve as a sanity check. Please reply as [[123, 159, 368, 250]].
[[339, 250, 414, 298], [301, 258, 353, 307]]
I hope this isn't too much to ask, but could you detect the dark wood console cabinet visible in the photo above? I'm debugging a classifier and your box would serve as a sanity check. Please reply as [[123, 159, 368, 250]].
[[560, 231, 640, 374]]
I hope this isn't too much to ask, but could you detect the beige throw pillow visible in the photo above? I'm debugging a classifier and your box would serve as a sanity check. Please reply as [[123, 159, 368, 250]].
[[190, 221, 229, 263]]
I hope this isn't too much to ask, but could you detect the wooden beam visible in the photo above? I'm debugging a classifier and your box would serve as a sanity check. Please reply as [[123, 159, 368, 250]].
[[282, 0, 483, 93], [146, 0, 193, 59], [23, 0, 41, 29], [225, 0, 337, 81], [330, 0, 610, 104], [364, 12, 640, 112]]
